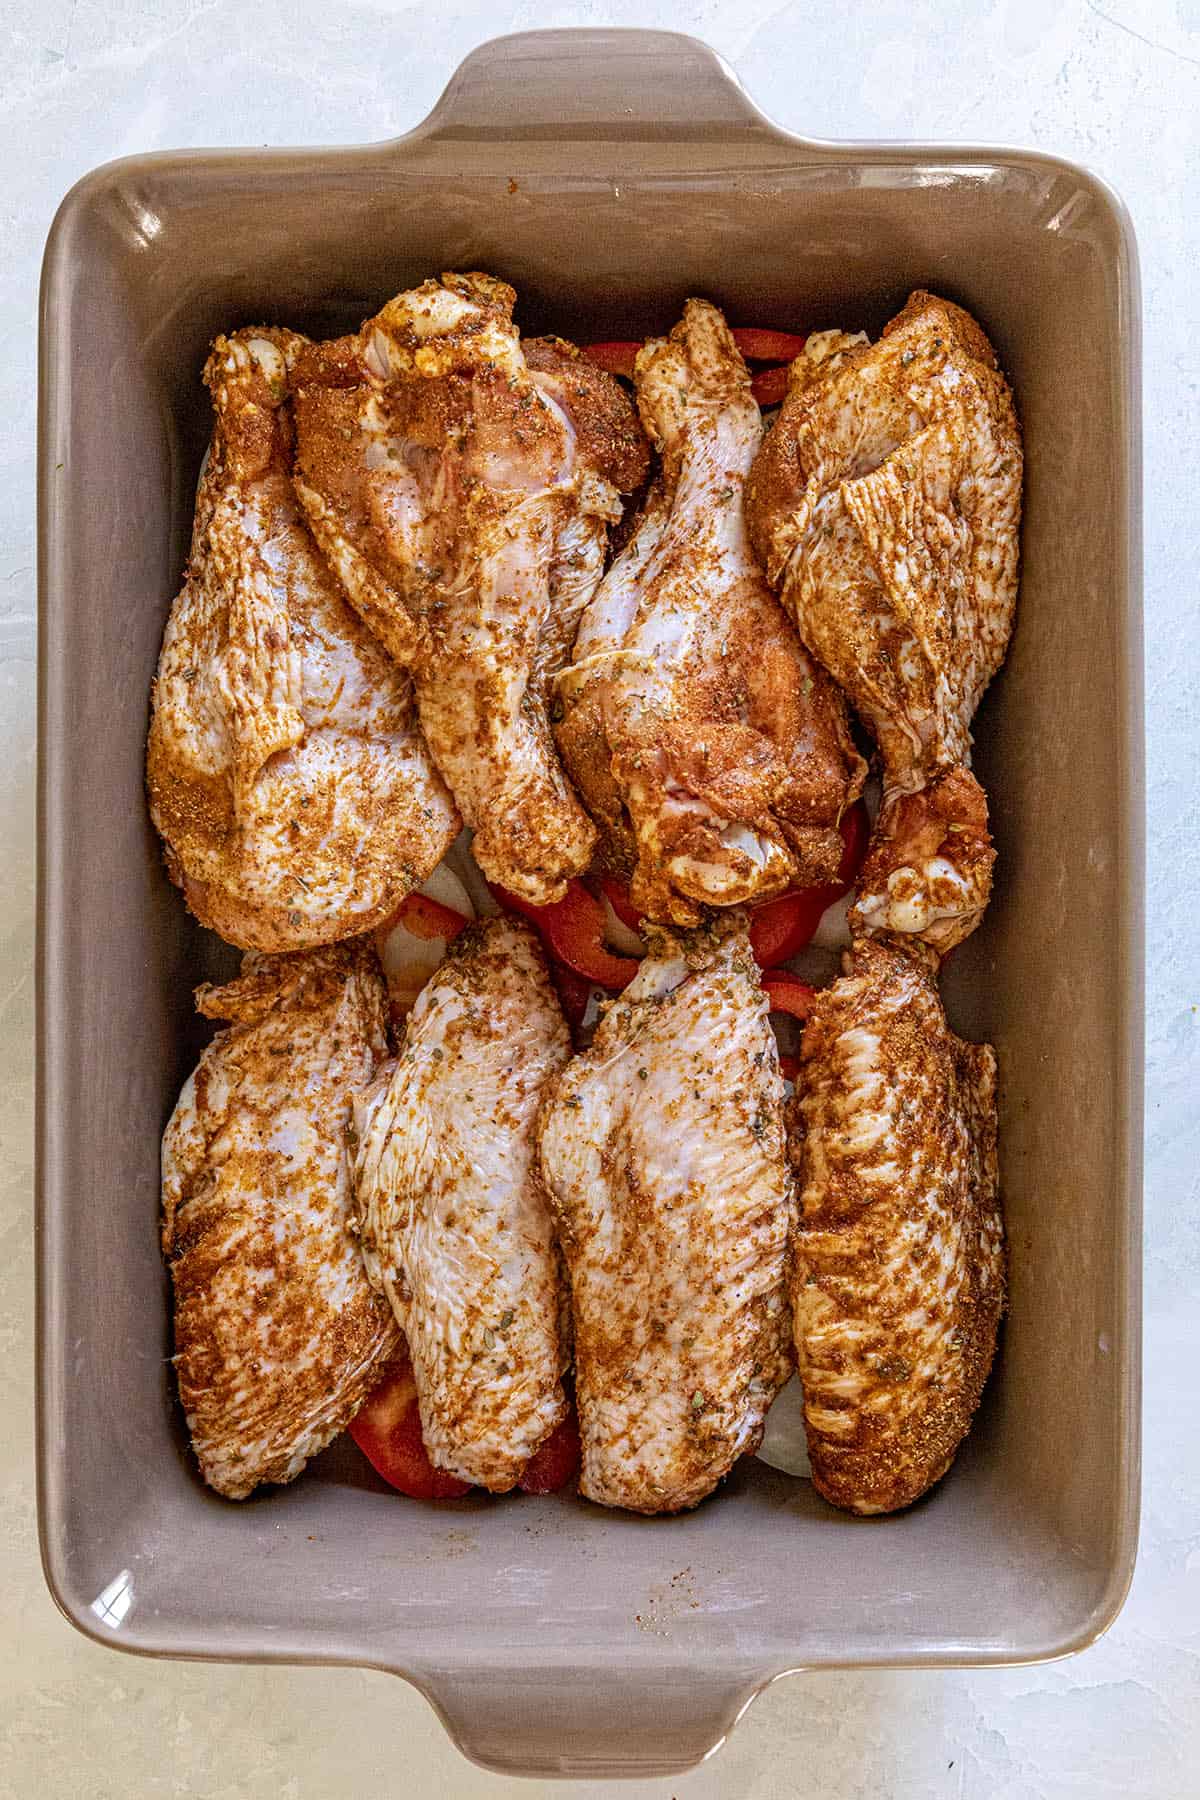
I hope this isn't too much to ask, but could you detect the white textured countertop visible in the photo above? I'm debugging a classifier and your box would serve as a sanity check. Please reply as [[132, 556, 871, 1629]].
[[4, 2, 1197, 1794]]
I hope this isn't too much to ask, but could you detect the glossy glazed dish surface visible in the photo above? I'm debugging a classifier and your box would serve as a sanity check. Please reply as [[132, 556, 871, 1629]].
[[37, 28, 1142, 1779]]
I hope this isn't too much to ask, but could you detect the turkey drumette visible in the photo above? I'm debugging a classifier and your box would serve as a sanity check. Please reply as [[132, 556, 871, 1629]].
[[746, 293, 1022, 954], [352, 918, 572, 1492], [147, 328, 458, 952], [789, 939, 1004, 1515], [162, 942, 399, 1498], [538, 913, 793, 1514], [291, 274, 648, 904], [556, 299, 864, 925]]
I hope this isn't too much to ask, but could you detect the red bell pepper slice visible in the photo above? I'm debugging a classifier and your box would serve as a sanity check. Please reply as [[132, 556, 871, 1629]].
[[731, 328, 808, 362], [793, 795, 871, 915], [835, 798, 870, 887], [349, 1358, 581, 1500], [382, 890, 470, 943], [585, 329, 807, 385], [778, 1052, 801, 1084], [747, 800, 870, 967], [518, 1405, 582, 1494], [490, 879, 639, 991], [488, 884, 544, 926], [750, 364, 791, 408], [347, 1355, 472, 1500], [581, 340, 640, 378], [762, 972, 817, 1021], [748, 888, 829, 968]]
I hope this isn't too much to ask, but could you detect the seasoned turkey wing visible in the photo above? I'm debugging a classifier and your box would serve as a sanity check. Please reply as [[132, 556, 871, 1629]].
[[162, 942, 399, 1499], [352, 917, 572, 1492], [523, 333, 651, 719], [746, 293, 1022, 954], [146, 327, 458, 952], [291, 274, 648, 905], [556, 299, 864, 924], [538, 913, 793, 1514], [790, 939, 1004, 1515]]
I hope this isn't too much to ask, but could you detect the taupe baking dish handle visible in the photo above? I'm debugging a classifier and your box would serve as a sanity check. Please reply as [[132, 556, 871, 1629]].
[[414, 26, 777, 142], [424, 1661, 771, 1780]]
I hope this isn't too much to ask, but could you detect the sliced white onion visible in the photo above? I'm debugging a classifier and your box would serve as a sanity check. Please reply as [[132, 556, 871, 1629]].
[[600, 893, 645, 958], [377, 924, 446, 1015], [443, 830, 499, 918], [756, 1375, 811, 1478], [417, 860, 474, 920], [579, 987, 605, 1037], [377, 858, 478, 1016]]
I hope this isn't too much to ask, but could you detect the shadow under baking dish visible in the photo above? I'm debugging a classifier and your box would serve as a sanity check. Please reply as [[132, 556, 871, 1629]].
[[36, 26, 1143, 1780]]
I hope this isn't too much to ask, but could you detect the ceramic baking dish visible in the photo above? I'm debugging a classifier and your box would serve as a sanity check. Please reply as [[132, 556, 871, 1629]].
[[36, 28, 1143, 1779]]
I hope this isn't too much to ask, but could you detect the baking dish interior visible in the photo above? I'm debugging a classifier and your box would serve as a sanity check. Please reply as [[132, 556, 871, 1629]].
[[38, 30, 1141, 1780]]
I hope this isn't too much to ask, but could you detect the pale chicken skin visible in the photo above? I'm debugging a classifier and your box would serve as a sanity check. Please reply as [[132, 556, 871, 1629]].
[[538, 914, 793, 1514], [291, 274, 648, 904], [790, 940, 1004, 1515], [162, 942, 400, 1499], [351, 917, 572, 1491], [556, 300, 864, 925], [746, 293, 1022, 954], [146, 327, 458, 952]]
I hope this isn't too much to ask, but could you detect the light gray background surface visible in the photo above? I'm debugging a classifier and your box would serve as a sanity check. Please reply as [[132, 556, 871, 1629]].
[[4, 2, 1197, 1793]]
